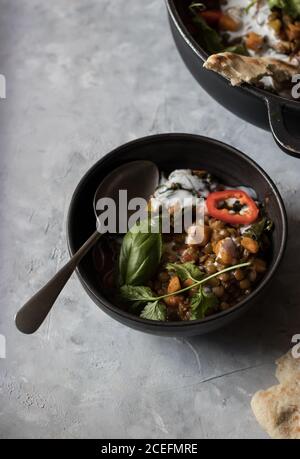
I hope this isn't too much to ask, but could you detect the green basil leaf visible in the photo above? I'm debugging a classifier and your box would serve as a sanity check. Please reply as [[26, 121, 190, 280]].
[[243, 217, 273, 241], [268, 0, 286, 9], [288, 0, 300, 16], [119, 219, 162, 286], [190, 288, 218, 320], [192, 15, 224, 54], [140, 300, 167, 321], [120, 285, 156, 302], [166, 262, 204, 282], [268, 0, 300, 18]]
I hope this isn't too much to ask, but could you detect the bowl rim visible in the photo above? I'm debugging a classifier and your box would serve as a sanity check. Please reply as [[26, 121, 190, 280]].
[[67, 133, 288, 329], [165, 0, 300, 108]]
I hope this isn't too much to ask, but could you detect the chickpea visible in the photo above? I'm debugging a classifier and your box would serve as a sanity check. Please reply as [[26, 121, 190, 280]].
[[219, 229, 230, 238], [269, 18, 282, 35], [201, 225, 212, 246], [185, 224, 211, 246], [209, 219, 225, 230], [212, 285, 225, 297], [203, 242, 213, 254], [208, 219, 215, 228], [227, 228, 237, 236], [212, 230, 225, 242], [207, 277, 220, 287], [241, 236, 259, 254], [253, 258, 267, 273], [205, 259, 217, 274], [183, 278, 198, 297], [178, 302, 189, 320], [240, 279, 251, 290], [181, 246, 199, 263], [233, 269, 245, 281], [215, 262, 226, 272], [218, 272, 230, 282], [248, 270, 257, 283], [214, 237, 237, 265], [222, 282, 231, 291], [164, 295, 184, 308]]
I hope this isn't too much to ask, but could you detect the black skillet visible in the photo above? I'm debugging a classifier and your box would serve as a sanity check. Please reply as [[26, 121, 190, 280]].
[[166, 0, 300, 158]]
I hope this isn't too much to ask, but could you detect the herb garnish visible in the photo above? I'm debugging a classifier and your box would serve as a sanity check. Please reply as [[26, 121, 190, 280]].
[[189, 3, 250, 55], [120, 262, 251, 321], [268, 0, 300, 19], [140, 301, 167, 321], [166, 262, 204, 282], [243, 217, 273, 241], [245, 0, 300, 18], [189, 3, 224, 54], [190, 287, 218, 320], [119, 219, 162, 286]]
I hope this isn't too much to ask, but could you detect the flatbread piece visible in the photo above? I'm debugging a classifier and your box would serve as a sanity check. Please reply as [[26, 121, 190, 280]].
[[204, 52, 299, 87], [276, 350, 300, 384], [251, 350, 300, 439]]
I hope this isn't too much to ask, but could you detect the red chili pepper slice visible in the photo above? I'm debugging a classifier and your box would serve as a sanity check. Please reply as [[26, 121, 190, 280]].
[[206, 190, 259, 225], [200, 10, 222, 26]]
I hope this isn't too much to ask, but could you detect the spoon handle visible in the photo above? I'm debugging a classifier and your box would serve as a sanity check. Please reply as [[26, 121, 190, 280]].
[[15, 230, 101, 334]]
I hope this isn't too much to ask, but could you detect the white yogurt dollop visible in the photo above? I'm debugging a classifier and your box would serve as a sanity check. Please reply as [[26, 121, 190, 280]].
[[167, 169, 208, 192], [222, 0, 290, 62], [151, 169, 210, 211]]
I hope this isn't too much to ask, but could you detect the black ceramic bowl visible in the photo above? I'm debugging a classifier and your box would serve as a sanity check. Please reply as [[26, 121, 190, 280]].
[[166, 0, 300, 158], [67, 134, 287, 336]]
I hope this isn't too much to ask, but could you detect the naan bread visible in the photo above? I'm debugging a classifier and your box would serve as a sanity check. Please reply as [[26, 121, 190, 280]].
[[276, 350, 300, 384], [251, 350, 300, 439], [204, 52, 299, 87], [251, 380, 300, 439]]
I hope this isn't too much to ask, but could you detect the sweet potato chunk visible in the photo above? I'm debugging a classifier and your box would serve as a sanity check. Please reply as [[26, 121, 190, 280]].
[[245, 32, 264, 51]]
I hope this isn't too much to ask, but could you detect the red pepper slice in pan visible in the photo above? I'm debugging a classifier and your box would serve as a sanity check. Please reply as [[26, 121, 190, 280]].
[[206, 190, 259, 225], [200, 10, 222, 26]]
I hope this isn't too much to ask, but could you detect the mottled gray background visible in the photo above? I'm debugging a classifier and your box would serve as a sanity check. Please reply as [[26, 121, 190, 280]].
[[0, 0, 299, 439]]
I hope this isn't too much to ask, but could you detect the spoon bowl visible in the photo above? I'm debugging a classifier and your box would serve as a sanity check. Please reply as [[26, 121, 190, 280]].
[[93, 160, 159, 232], [16, 160, 159, 334]]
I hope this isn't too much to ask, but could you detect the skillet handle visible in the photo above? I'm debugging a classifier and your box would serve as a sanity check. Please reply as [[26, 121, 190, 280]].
[[266, 98, 300, 159]]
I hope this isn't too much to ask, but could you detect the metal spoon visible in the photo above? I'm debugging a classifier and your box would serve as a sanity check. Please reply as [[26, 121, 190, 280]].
[[15, 160, 159, 334]]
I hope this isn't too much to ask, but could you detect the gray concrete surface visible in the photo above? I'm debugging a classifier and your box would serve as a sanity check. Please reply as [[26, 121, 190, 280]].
[[0, 0, 299, 439]]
